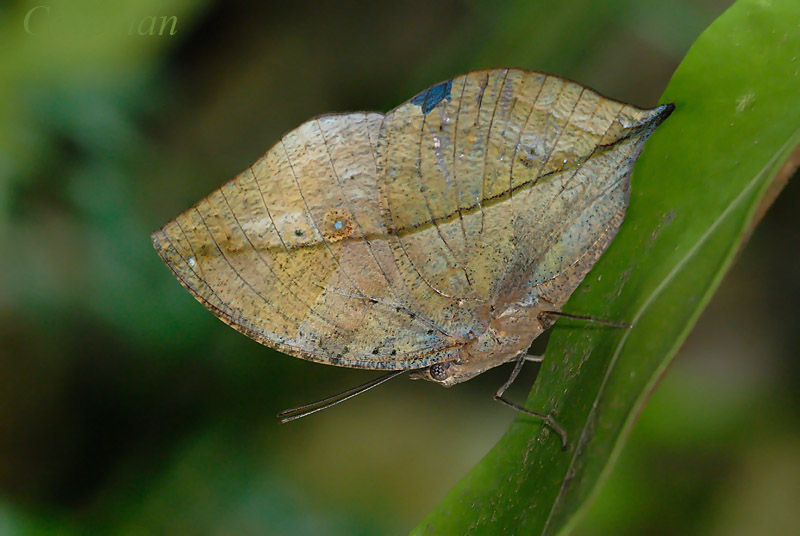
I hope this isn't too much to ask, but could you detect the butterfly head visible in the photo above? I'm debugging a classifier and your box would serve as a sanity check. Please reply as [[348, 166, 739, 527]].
[[409, 360, 486, 387]]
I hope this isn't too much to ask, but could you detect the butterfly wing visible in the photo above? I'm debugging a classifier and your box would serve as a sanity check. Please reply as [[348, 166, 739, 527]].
[[152, 112, 461, 370], [152, 69, 671, 371], [379, 68, 671, 322]]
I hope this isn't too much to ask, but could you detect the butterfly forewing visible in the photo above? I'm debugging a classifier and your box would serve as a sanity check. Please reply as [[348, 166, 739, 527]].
[[152, 112, 460, 369]]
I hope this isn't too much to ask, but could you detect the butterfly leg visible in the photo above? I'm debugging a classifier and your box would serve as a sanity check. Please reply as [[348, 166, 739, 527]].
[[540, 310, 631, 328], [494, 352, 567, 450]]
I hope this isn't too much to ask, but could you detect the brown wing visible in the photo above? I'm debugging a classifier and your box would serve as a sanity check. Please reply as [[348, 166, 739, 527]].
[[152, 112, 461, 370], [152, 68, 670, 370], [378, 68, 671, 324]]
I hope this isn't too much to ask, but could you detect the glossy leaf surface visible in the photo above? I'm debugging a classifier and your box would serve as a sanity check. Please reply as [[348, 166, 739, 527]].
[[412, 0, 800, 533]]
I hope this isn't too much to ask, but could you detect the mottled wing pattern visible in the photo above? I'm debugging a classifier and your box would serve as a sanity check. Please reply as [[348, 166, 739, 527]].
[[379, 69, 667, 322], [153, 68, 668, 371], [152, 112, 461, 370]]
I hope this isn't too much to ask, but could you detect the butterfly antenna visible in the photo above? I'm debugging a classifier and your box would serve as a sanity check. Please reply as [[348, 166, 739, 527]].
[[542, 310, 631, 328], [278, 370, 406, 423]]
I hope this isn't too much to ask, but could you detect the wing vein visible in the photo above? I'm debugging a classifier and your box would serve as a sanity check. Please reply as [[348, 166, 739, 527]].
[[193, 206, 295, 329], [219, 183, 348, 334], [279, 138, 372, 303], [314, 117, 402, 305], [506, 101, 623, 290]]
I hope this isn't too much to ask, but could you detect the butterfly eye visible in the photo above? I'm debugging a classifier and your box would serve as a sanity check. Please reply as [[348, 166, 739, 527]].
[[429, 363, 450, 381]]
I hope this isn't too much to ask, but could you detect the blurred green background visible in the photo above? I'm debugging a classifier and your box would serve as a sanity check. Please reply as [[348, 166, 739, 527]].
[[1, 0, 798, 534]]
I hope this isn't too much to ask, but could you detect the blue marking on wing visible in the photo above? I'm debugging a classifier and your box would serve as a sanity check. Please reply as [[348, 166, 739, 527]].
[[410, 79, 453, 114]]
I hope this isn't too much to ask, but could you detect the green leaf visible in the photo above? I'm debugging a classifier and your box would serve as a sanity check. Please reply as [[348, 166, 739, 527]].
[[411, 0, 800, 534]]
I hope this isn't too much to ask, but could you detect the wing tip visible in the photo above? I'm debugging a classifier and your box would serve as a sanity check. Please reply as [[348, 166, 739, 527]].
[[651, 103, 675, 126]]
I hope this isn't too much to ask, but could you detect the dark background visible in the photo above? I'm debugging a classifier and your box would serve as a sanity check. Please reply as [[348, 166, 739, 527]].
[[1, 0, 798, 534]]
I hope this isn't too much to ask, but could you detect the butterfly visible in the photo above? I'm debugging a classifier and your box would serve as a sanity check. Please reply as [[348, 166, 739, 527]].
[[152, 68, 673, 448]]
